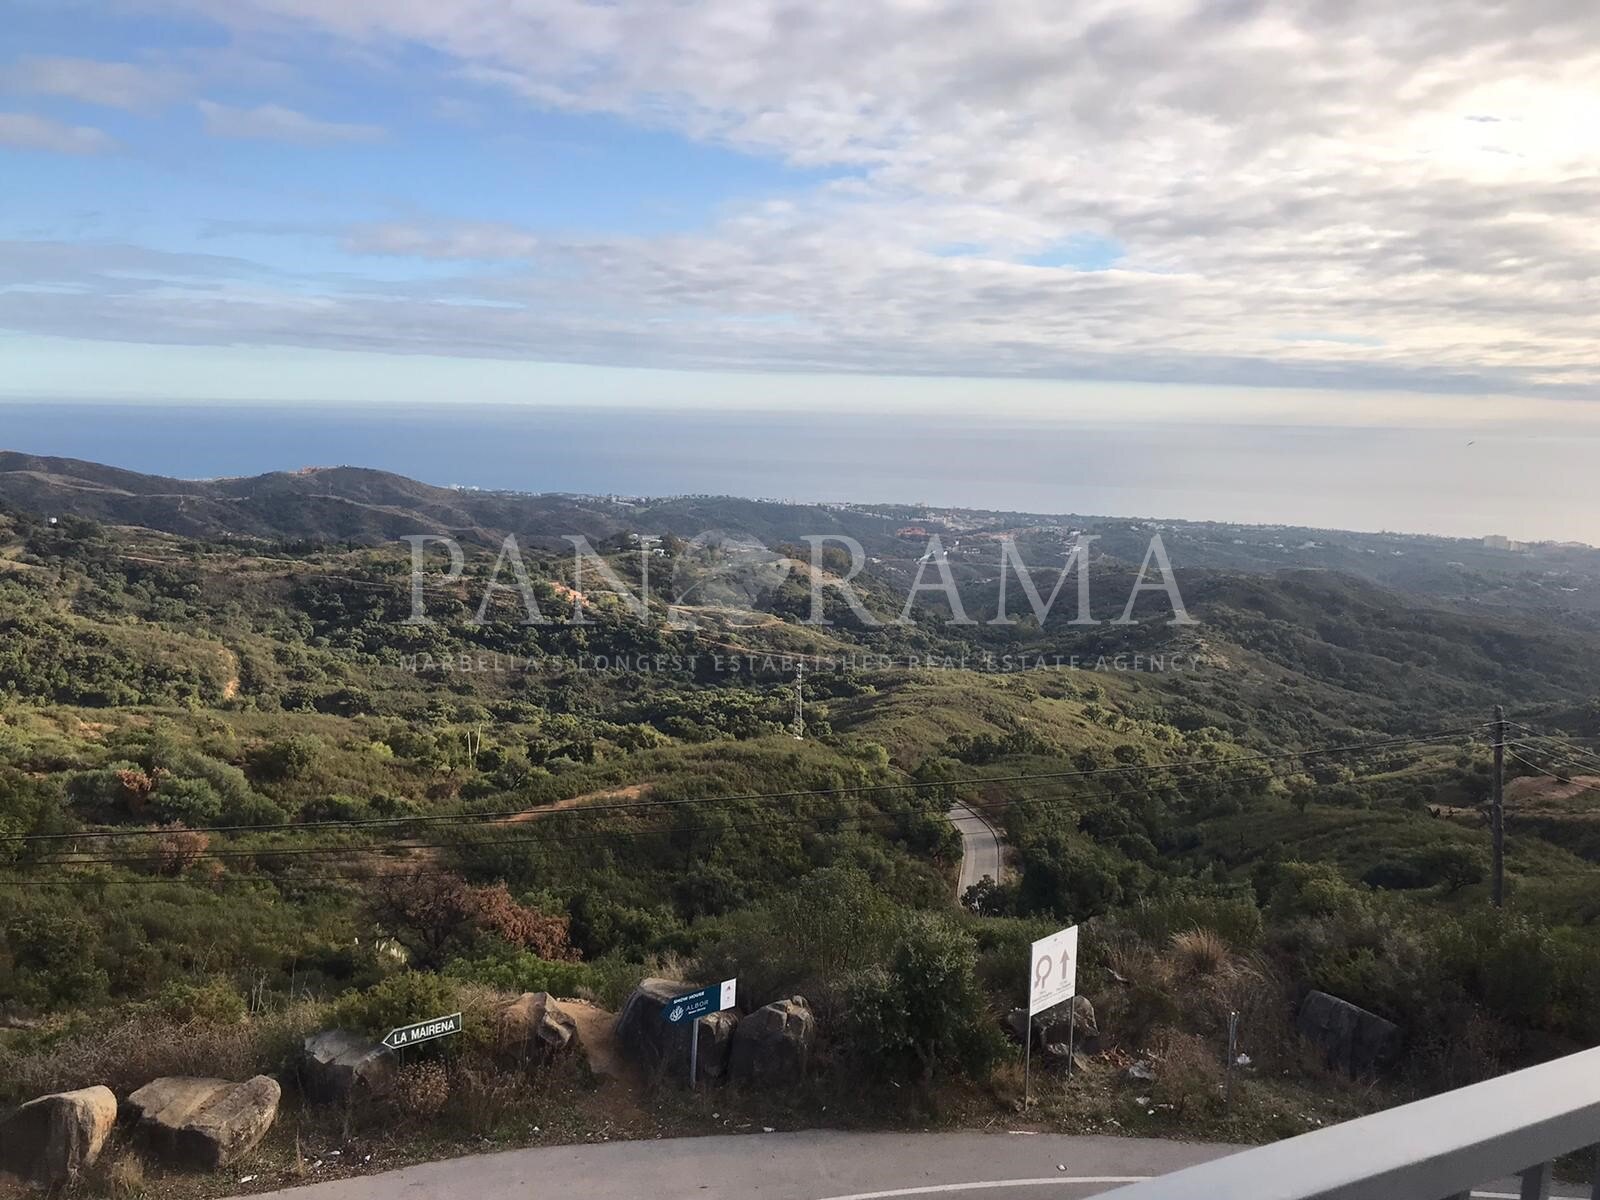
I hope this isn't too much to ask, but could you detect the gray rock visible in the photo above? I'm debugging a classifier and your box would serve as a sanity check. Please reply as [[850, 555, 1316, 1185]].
[[494, 992, 580, 1065], [127, 1075, 280, 1169], [300, 1030, 394, 1105], [615, 978, 737, 1082], [693, 1011, 741, 1084], [730, 997, 815, 1085], [0, 1085, 116, 1188], [1297, 990, 1401, 1076], [1005, 995, 1099, 1056]]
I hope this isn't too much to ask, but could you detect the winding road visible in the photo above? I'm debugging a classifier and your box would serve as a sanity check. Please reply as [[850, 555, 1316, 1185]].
[[949, 800, 1004, 899]]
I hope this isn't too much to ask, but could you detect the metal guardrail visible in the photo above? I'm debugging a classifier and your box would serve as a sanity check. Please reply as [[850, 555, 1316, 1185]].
[[1094, 1045, 1600, 1200]]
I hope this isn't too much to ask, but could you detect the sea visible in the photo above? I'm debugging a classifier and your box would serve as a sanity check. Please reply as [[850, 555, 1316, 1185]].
[[0, 401, 1594, 544]]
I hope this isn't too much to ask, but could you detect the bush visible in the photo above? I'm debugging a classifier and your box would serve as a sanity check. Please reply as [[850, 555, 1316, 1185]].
[[695, 866, 901, 1015], [143, 977, 247, 1024], [845, 912, 1002, 1085], [1169, 929, 1230, 977], [250, 735, 326, 783], [330, 972, 461, 1040]]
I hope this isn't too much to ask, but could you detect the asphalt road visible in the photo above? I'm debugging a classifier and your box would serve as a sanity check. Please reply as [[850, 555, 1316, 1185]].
[[253, 1130, 1235, 1200], [949, 800, 1004, 898], [251, 1130, 1590, 1200]]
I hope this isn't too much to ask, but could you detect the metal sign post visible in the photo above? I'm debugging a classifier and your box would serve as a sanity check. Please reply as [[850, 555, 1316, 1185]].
[[1025, 925, 1079, 1107], [662, 979, 737, 1087], [1067, 1003, 1075, 1079], [1224, 1010, 1240, 1110]]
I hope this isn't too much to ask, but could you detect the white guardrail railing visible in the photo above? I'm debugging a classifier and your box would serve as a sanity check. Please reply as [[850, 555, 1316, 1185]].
[[1095, 1045, 1600, 1200]]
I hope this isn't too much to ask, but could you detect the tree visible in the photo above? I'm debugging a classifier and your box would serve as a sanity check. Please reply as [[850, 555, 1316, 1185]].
[[1415, 843, 1488, 893], [371, 871, 575, 967], [845, 913, 1002, 1084]]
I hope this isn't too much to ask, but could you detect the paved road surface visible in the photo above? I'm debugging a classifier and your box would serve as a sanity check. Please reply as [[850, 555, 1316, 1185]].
[[949, 800, 1004, 898], [254, 1131, 1233, 1200], [251, 1130, 1591, 1200]]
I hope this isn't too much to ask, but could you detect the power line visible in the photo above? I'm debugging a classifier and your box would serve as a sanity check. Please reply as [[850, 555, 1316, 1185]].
[[0, 725, 1483, 847]]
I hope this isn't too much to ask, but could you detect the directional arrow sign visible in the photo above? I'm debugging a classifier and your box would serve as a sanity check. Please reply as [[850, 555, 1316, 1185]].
[[1028, 925, 1079, 1017], [382, 1011, 463, 1051], [662, 979, 737, 1025]]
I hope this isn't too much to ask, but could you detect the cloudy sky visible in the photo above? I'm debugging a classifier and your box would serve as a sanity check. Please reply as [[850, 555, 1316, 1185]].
[[2, 0, 1599, 425]]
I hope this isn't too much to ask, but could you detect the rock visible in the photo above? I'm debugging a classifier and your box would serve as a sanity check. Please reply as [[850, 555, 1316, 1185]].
[[1126, 1061, 1156, 1082], [730, 997, 815, 1085], [127, 1076, 280, 1169], [1005, 995, 1099, 1056], [300, 1030, 394, 1105], [615, 978, 737, 1082], [0, 1085, 116, 1188], [1296, 990, 1401, 1076], [494, 992, 580, 1065], [693, 1011, 741, 1084]]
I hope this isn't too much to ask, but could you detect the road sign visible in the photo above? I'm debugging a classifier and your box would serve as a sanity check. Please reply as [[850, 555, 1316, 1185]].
[[381, 1011, 463, 1051], [662, 979, 737, 1025], [1028, 925, 1079, 1016]]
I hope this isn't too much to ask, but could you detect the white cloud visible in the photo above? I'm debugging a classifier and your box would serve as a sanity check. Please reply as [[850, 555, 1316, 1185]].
[[22, 0, 1600, 393], [196, 99, 384, 144], [0, 111, 115, 155], [3, 56, 183, 111]]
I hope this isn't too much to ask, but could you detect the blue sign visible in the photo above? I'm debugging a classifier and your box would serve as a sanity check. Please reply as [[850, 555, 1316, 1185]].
[[662, 979, 737, 1025]]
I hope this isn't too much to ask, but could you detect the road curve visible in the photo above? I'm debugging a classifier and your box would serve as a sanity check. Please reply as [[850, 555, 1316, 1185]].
[[252, 1130, 1238, 1200], [949, 800, 1004, 900], [248, 1129, 1594, 1200]]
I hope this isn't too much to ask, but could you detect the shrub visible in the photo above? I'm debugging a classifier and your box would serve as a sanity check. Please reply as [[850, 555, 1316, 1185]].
[[250, 735, 326, 783], [845, 912, 1002, 1084], [1170, 929, 1230, 977], [330, 972, 461, 1040], [1124, 893, 1264, 949], [143, 977, 247, 1024], [371, 873, 575, 968], [1149, 1030, 1224, 1119]]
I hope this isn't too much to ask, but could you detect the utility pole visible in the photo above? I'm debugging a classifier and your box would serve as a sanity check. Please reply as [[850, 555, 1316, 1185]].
[[1491, 704, 1506, 908], [792, 661, 805, 740]]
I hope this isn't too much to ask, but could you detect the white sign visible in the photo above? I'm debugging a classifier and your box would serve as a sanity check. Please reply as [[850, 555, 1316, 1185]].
[[1028, 925, 1079, 1016], [718, 978, 737, 1011]]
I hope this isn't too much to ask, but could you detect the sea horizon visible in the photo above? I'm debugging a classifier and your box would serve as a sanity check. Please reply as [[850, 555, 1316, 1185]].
[[1, 399, 1594, 546]]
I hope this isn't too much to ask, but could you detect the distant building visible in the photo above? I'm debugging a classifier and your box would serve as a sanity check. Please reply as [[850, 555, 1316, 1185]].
[[1483, 534, 1528, 552]]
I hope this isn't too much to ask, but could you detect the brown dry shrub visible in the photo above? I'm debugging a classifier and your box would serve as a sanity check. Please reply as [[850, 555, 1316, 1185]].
[[150, 823, 211, 875], [1149, 1029, 1225, 1119], [1169, 928, 1230, 978], [391, 1061, 451, 1123]]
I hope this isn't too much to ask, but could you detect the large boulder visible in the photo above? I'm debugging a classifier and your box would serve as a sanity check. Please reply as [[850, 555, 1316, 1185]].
[[615, 978, 737, 1082], [1006, 995, 1099, 1057], [692, 1011, 740, 1084], [1297, 990, 1401, 1076], [300, 1030, 394, 1105], [729, 997, 814, 1085], [126, 1076, 280, 1169], [494, 992, 579, 1066], [0, 1085, 116, 1188]]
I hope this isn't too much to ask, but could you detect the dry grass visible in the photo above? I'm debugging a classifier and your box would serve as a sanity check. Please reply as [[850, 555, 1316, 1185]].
[[81, 1145, 148, 1199], [1147, 1029, 1225, 1119], [1169, 929, 1231, 978], [0, 1002, 328, 1104]]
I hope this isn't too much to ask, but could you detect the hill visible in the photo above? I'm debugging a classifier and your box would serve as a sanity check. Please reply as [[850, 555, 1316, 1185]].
[[2, 450, 1600, 1188]]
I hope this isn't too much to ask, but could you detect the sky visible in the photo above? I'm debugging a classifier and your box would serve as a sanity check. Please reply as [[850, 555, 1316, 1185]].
[[2, 0, 1600, 515]]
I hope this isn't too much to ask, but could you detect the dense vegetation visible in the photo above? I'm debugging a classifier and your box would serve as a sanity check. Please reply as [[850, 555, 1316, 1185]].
[[3, 465, 1600, 1168]]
